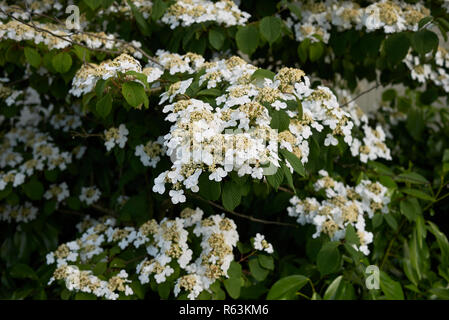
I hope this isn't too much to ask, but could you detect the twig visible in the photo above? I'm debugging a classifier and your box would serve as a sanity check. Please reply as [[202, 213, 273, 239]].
[[58, 208, 84, 216], [1, 9, 124, 56], [340, 81, 381, 108], [380, 218, 407, 270], [91, 204, 117, 216], [189, 193, 299, 228], [277, 186, 296, 195], [11, 8, 164, 68]]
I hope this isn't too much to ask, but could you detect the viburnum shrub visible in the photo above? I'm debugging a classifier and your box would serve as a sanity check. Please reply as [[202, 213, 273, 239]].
[[1, 0, 449, 301]]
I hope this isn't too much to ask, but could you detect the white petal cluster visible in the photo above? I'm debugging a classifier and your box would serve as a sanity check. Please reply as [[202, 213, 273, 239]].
[[0, 20, 143, 57], [287, 170, 391, 255], [47, 264, 133, 300], [145, 52, 392, 204], [252, 233, 274, 254], [0, 201, 38, 223], [79, 186, 101, 206], [0, 106, 73, 193], [104, 124, 129, 151], [69, 54, 151, 97], [161, 0, 250, 29], [46, 207, 251, 300], [404, 48, 449, 93], [44, 182, 70, 203], [290, 0, 430, 44], [134, 136, 165, 168]]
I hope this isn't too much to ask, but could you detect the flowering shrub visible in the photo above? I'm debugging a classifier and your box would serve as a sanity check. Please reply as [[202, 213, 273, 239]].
[[1, 0, 449, 301]]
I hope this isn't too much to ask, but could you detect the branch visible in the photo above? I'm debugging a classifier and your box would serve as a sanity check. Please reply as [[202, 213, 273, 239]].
[[5, 8, 164, 68], [91, 204, 118, 216], [189, 193, 299, 228], [1, 9, 133, 57], [339, 81, 381, 108]]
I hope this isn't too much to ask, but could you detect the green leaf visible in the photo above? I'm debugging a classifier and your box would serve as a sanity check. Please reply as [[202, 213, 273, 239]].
[[400, 197, 421, 222], [221, 181, 241, 211], [429, 288, 449, 299], [309, 42, 324, 62], [401, 188, 434, 201], [248, 257, 269, 281], [208, 29, 226, 50], [427, 221, 449, 267], [129, 281, 145, 299], [380, 271, 404, 300], [265, 164, 284, 191], [223, 261, 242, 299], [110, 258, 126, 268], [280, 149, 306, 176], [75, 292, 97, 300], [93, 262, 107, 276], [396, 172, 429, 185], [10, 263, 38, 280], [122, 81, 148, 108], [266, 275, 308, 300], [84, 0, 102, 10], [196, 88, 222, 97], [157, 281, 171, 299], [323, 276, 355, 300], [384, 214, 398, 231], [24, 47, 41, 68], [236, 25, 259, 56], [72, 45, 91, 62], [382, 89, 396, 101], [418, 16, 433, 29], [198, 174, 221, 201], [67, 196, 81, 210], [406, 107, 424, 141], [317, 242, 341, 276], [258, 254, 274, 270], [96, 93, 113, 118], [297, 39, 310, 63], [251, 69, 276, 82], [270, 109, 290, 131], [125, 71, 149, 88], [151, 0, 168, 21], [22, 178, 44, 200], [384, 33, 410, 66], [411, 29, 438, 56], [259, 16, 282, 45], [52, 52, 72, 73], [282, 163, 295, 193], [344, 224, 360, 246], [127, 0, 151, 35], [120, 194, 148, 224]]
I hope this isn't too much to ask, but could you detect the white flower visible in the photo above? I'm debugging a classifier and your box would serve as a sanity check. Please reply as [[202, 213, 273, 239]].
[[169, 189, 186, 204], [79, 186, 101, 205], [104, 124, 129, 151]]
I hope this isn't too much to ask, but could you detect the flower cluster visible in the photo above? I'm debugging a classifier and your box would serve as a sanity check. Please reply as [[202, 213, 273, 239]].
[[404, 47, 449, 93], [104, 124, 129, 151], [134, 136, 165, 168], [149, 53, 391, 203], [79, 186, 102, 206], [161, 0, 250, 29], [46, 207, 263, 300], [0, 20, 143, 58], [46, 216, 134, 300], [289, 0, 430, 44], [70, 53, 156, 97], [252, 233, 274, 254], [0, 201, 38, 223], [287, 170, 391, 255], [0, 106, 73, 193], [337, 89, 392, 163]]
